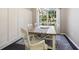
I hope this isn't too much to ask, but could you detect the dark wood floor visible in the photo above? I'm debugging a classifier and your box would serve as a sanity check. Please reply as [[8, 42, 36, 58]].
[[2, 35, 74, 50]]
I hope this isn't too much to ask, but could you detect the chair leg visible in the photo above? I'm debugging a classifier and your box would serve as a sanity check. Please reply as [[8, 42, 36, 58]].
[[43, 41, 48, 50]]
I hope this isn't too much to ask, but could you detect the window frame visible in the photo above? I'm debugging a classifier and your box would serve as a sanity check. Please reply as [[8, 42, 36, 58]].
[[36, 8, 60, 33]]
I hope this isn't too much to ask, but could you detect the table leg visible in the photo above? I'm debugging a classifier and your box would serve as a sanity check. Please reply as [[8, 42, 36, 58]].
[[52, 35, 56, 50]]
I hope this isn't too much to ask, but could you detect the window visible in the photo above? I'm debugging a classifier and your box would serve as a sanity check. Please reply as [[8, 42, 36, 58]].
[[38, 8, 56, 26]]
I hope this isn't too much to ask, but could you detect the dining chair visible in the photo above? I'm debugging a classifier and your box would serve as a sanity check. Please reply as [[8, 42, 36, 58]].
[[21, 28, 48, 50], [28, 23, 42, 40], [27, 24, 33, 30], [34, 23, 38, 27], [27, 24, 35, 40]]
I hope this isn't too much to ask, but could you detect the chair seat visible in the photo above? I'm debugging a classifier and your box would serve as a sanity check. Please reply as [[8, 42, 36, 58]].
[[24, 38, 48, 50], [30, 43, 47, 50], [30, 39, 41, 44], [30, 39, 47, 50]]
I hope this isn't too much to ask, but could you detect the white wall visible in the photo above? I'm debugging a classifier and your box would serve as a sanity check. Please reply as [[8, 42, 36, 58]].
[[60, 8, 69, 33], [0, 9, 8, 47], [31, 8, 37, 26], [18, 8, 32, 28], [17, 8, 33, 38], [0, 8, 33, 49], [61, 8, 79, 47]]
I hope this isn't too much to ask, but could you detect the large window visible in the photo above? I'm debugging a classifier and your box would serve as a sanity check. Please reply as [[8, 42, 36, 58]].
[[38, 8, 56, 26]]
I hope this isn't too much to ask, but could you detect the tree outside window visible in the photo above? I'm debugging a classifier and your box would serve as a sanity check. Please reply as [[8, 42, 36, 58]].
[[39, 8, 56, 26]]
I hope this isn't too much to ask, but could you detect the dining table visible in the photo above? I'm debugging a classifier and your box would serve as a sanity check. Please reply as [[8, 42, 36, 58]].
[[28, 26, 56, 50]]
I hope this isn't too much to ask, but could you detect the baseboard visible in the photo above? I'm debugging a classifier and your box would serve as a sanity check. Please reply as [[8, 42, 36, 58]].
[[64, 33, 79, 50], [0, 38, 22, 50]]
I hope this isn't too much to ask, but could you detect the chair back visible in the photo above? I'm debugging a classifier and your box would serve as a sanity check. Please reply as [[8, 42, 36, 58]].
[[21, 28, 31, 49], [34, 23, 38, 27], [28, 24, 33, 31]]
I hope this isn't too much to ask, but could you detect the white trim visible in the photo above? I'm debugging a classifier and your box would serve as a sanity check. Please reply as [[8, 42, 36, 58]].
[[64, 33, 79, 49], [36, 8, 40, 26], [56, 8, 60, 33], [0, 38, 20, 49]]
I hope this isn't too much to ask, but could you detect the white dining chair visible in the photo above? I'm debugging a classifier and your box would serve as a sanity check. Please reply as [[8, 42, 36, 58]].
[[21, 28, 48, 50], [27, 24, 33, 30], [34, 23, 38, 27], [28, 23, 42, 40], [27, 24, 35, 40]]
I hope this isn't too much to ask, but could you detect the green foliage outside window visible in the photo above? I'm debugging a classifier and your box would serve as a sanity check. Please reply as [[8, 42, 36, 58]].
[[39, 8, 56, 26]]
